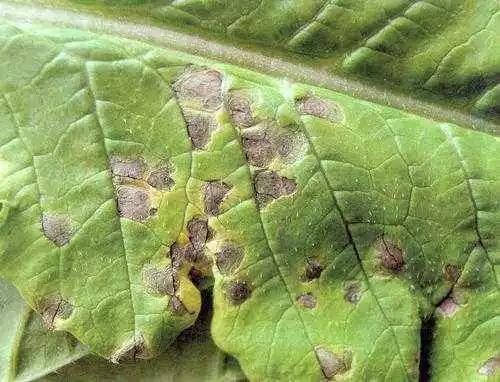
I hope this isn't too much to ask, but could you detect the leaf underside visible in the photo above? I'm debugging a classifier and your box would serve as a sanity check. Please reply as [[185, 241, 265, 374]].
[[0, 16, 498, 382]]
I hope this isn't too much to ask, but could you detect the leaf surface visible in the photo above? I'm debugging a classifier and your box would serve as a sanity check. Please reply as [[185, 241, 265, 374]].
[[0, 11, 498, 382], [0, 278, 245, 382], [40, 291, 246, 382]]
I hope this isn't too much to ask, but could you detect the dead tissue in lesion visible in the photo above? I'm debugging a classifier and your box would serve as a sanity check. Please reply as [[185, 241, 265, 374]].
[[41, 213, 76, 247], [141, 216, 213, 314], [225, 87, 313, 208], [39, 295, 74, 330], [173, 68, 225, 150], [296, 93, 345, 124], [110, 155, 175, 221]]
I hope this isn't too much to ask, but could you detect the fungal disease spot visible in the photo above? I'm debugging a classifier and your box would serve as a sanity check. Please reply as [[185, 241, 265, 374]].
[[203, 181, 231, 216], [41, 213, 74, 247]]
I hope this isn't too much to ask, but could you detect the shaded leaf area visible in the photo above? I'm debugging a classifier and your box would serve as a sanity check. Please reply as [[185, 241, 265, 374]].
[[0, 279, 87, 382], [0, 21, 498, 381], [21, 0, 500, 119]]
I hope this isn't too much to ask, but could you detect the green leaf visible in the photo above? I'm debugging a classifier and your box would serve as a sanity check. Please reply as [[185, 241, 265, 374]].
[[0, 278, 87, 381], [8, 0, 500, 122], [0, 6, 498, 382], [0, 278, 245, 381], [40, 291, 246, 382]]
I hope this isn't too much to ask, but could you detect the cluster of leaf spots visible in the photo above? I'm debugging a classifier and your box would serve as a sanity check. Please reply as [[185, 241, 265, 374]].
[[111, 156, 174, 221], [0, 20, 498, 382]]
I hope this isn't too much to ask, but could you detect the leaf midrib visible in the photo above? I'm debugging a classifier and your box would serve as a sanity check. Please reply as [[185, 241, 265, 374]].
[[0, 1, 497, 136]]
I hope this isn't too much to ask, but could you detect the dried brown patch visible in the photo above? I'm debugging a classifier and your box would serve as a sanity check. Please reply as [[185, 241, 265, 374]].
[[274, 131, 295, 158], [184, 113, 217, 149], [344, 281, 361, 304], [174, 69, 223, 110], [478, 356, 500, 376], [254, 171, 296, 208], [147, 166, 174, 191], [297, 95, 343, 122], [110, 156, 145, 179], [111, 335, 150, 363], [41, 214, 74, 247], [378, 237, 405, 272], [436, 296, 459, 317], [227, 280, 251, 305], [216, 244, 244, 275], [443, 264, 461, 283], [40, 297, 73, 330], [170, 218, 210, 266], [227, 92, 253, 128], [314, 347, 351, 379], [116, 186, 151, 221], [142, 265, 177, 296], [187, 218, 210, 249], [242, 130, 276, 167], [304, 259, 323, 281], [203, 181, 231, 216], [297, 293, 317, 309]]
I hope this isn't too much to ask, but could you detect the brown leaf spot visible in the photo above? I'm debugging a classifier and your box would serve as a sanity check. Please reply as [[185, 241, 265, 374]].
[[147, 166, 174, 191], [227, 92, 253, 128], [187, 218, 210, 249], [478, 356, 500, 376], [203, 181, 231, 216], [41, 214, 74, 247], [185, 113, 217, 149], [110, 156, 145, 179], [254, 171, 297, 208], [443, 264, 461, 283], [116, 186, 151, 221], [314, 347, 351, 379], [142, 265, 177, 296], [275, 131, 295, 158], [40, 297, 73, 330], [216, 244, 244, 275], [175, 69, 223, 110], [436, 297, 459, 317], [227, 280, 251, 305], [242, 130, 276, 167], [297, 293, 317, 309], [297, 95, 343, 122], [304, 259, 324, 281], [111, 335, 150, 363], [378, 237, 405, 272], [344, 282, 361, 304], [170, 218, 211, 266]]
